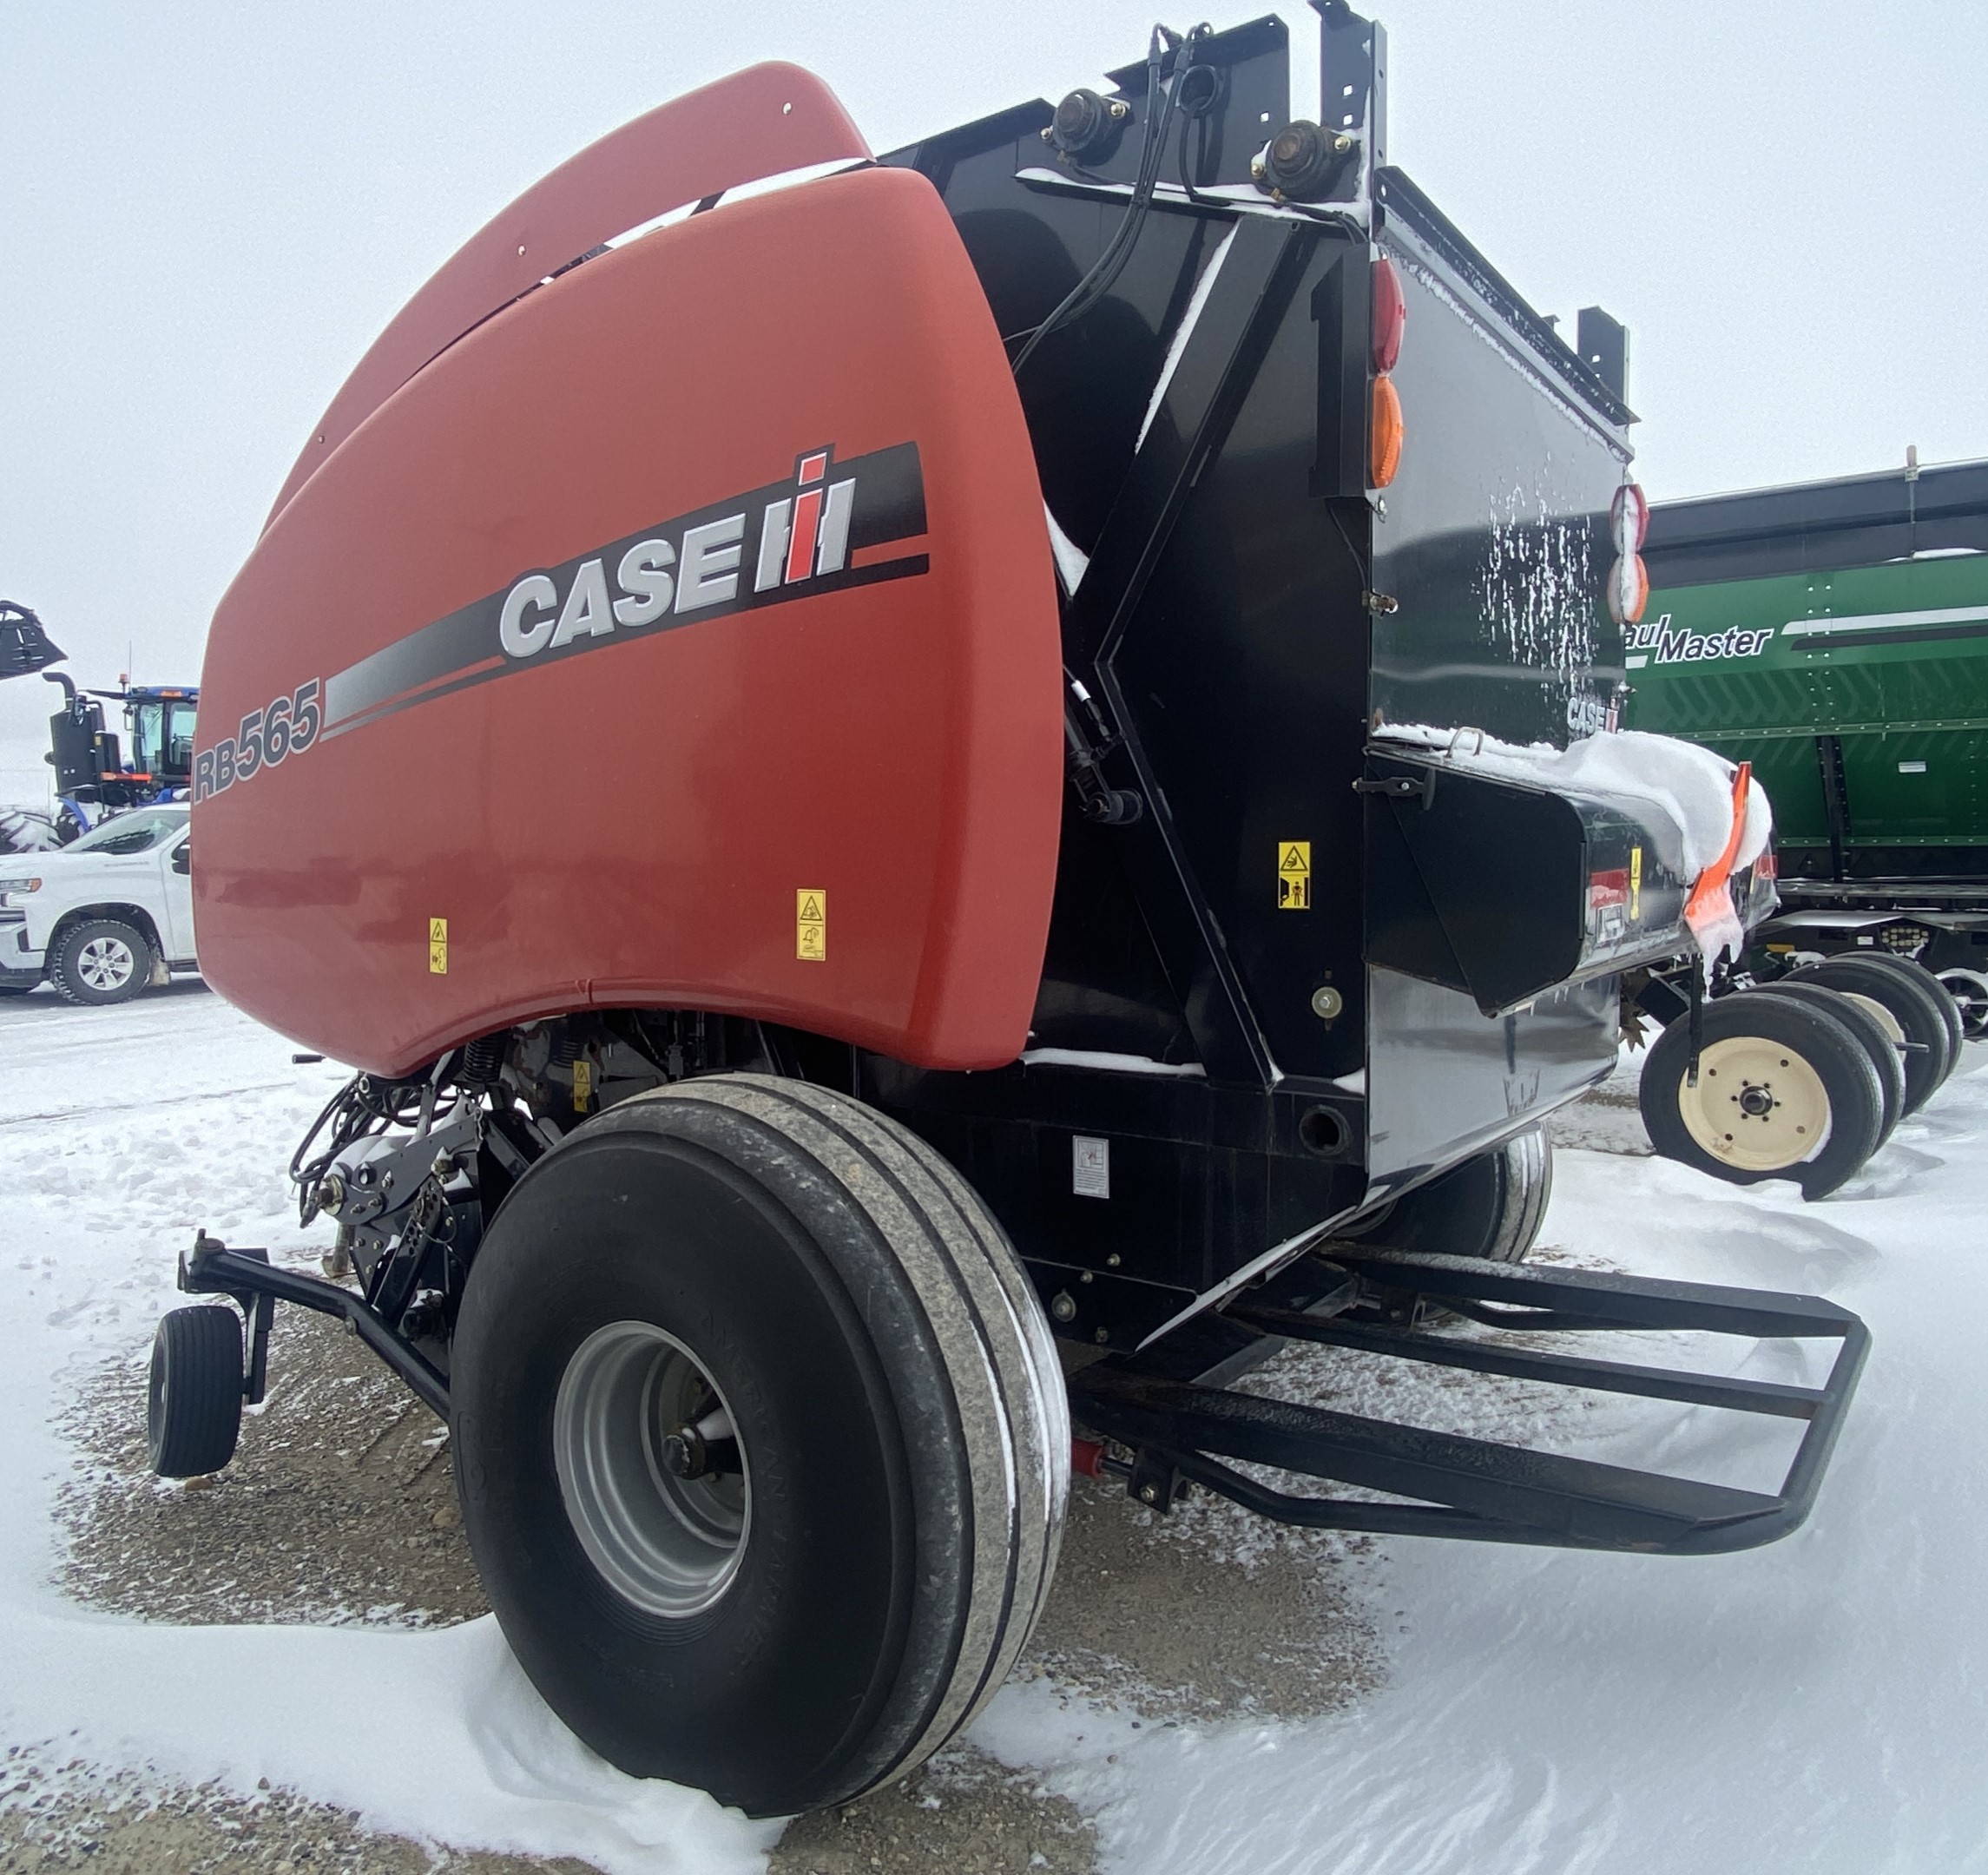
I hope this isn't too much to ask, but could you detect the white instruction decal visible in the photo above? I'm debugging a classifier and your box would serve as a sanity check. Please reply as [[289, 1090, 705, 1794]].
[[1073, 1135, 1110, 1201]]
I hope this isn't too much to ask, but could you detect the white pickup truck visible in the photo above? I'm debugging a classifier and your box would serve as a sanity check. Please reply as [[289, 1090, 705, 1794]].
[[0, 804, 196, 1004]]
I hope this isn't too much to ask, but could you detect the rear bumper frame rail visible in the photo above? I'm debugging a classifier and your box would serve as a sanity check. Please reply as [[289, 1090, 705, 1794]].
[[1070, 1247, 1868, 1556]]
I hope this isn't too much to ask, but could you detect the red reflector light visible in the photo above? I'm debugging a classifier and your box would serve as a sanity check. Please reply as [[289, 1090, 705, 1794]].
[[1755, 848, 1778, 881], [1606, 552, 1649, 626], [1371, 373, 1404, 487], [1588, 868, 1630, 911], [1372, 256, 1405, 372]]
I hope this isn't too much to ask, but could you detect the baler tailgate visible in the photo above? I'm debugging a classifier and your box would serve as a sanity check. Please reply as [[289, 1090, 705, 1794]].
[[1071, 1250, 1867, 1556]]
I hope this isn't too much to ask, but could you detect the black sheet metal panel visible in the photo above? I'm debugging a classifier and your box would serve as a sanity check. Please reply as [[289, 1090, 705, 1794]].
[[866, 10, 1682, 1342], [1644, 455, 1988, 589]]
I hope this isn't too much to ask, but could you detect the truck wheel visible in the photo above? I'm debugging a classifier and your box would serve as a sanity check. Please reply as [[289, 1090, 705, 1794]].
[[147, 1306, 244, 1477], [1639, 994, 1882, 1199], [1790, 957, 1952, 1110], [1855, 951, 1965, 1078], [1747, 982, 1905, 1148], [1936, 969, 1988, 1043], [451, 1073, 1067, 1818], [50, 918, 153, 1006], [1343, 1127, 1551, 1264]]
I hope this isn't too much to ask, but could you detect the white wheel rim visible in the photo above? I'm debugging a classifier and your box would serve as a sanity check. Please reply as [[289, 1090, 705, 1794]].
[[1840, 990, 1906, 1049], [1677, 1035, 1832, 1171], [77, 937, 136, 991], [553, 1320, 751, 1618]]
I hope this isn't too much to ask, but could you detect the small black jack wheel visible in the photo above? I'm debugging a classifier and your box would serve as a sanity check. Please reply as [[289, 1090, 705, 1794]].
[[147, 1305, 244, 1477], [1640, 992, 1882, 1200], [452, 1074, 1068, 1818]]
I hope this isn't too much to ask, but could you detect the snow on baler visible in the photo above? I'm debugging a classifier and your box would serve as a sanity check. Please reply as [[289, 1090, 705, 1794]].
[[151, 8, 1866, 1819]]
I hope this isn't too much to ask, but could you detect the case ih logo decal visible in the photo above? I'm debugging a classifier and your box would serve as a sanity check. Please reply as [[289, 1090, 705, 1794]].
[[1623, 613, 1773, 669], [194, 442, 925, 799]]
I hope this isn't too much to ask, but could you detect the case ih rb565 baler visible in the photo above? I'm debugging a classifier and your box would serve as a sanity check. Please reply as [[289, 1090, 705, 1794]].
[[151, 7, 1866, 1818]]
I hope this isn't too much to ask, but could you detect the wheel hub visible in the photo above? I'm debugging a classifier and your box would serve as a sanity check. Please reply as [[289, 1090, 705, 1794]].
[[1676, 1035, 1832, 1171], [553, 1321, 751, 1618]]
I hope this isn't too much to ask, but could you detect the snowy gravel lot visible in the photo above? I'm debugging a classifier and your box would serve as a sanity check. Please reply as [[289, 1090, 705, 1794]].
[[3, 982, 1986, 1872]]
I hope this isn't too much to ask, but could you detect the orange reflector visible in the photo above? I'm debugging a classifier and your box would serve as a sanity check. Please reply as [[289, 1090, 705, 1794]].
[[1372, 256, 1406, 372], [1371, 372, 1404, 487], [1606, 552, 1649, 626]]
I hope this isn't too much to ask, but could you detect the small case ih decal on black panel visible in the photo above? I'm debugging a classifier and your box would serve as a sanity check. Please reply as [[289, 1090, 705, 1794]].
[[193, 443, 927, 802]]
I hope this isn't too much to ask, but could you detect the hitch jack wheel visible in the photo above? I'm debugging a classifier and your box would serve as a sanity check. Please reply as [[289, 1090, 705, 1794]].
[[147, 1305, 243, 1478], [452, 1073, 1067, 1819], [1640, 993, 1882, 1200]]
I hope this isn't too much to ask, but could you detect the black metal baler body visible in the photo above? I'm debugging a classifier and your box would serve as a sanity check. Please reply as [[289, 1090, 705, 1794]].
[[853, 9, 1697, 1352]]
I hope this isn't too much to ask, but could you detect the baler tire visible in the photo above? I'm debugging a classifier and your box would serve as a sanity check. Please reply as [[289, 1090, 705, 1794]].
[[1790, 957, 1952, 1111], [1854, 951, 1965, 1078], [50, 918, 153, 1007], [147, 1305, 244, 1478], [1639, 994, 1882, 1200], [451, 1072, 1067, 1819], [1747, 982, 1905, 1148], [1340, 1127, 1552, 1266]]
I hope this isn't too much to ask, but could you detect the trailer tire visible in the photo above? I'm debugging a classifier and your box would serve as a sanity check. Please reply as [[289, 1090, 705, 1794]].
[[1789, 957, 1952, 1111], [451, 1073, 1066, 1818], [1342, 1127, 1551, 1264], [147, 1305, 243, 1478], [1640, 993, 1882, 1199], [1746, 982, 1905, 1148], [49, 918, 153, 1006], [1853, 951, 1965, 1077], [1936, 969, 1988, 1043]]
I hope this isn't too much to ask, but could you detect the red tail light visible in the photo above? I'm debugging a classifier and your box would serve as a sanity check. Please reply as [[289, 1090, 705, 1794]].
[[1372, 256, 1405, 372]]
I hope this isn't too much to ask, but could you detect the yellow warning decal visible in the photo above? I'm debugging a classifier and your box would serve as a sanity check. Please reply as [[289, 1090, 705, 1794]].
[[428, 917, 448, 974], [1277, 841, 1311, 911], [797, 890, 826, 962], [1629, 845, 1642, 920], [572, 1058, 591, 1113]]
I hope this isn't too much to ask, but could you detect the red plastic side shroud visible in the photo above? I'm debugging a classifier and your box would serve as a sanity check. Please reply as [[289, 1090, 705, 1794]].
[[195, 164, 1063, 1078], [265, 63, 872, 530]]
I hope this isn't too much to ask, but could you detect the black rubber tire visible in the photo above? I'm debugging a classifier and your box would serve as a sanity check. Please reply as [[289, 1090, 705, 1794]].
[[1790, 957, 1952, 1112], [452, 1073, 1067, 1819], [1342, 1127, 1551, 1264], [49, 917, 153, 1006], [147, 1306, 244, 1477], [1853, 951, 1965, 1082], [1639, 993, 1883, 1200], [1748, 982, 1905, 1148], [1936, 968, 1988, 1043]]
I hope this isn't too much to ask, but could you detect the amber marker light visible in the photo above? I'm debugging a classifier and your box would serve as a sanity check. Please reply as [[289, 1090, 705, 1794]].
[[1371, 373, 1404, 488]]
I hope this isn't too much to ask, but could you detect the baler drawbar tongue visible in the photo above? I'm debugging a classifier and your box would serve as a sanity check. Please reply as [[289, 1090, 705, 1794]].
[[1071, 1248, 1867, 1556]]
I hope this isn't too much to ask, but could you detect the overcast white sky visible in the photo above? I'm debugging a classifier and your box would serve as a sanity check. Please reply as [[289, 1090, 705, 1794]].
[[4, 0, 1985, 787]]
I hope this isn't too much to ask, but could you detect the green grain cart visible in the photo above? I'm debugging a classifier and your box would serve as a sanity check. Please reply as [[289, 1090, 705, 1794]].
[[1629, 454, 1988, 1032]]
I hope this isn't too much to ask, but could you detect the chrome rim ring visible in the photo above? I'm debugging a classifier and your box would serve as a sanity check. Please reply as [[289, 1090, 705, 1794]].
[[553, 1320, 751, 1618]]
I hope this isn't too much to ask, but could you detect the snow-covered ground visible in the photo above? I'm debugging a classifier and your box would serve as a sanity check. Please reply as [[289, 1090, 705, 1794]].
[[3, 984, 1986, 1872]]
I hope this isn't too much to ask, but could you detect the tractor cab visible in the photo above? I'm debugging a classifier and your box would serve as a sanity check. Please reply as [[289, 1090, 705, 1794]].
[[45, 674, 200, 813]]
